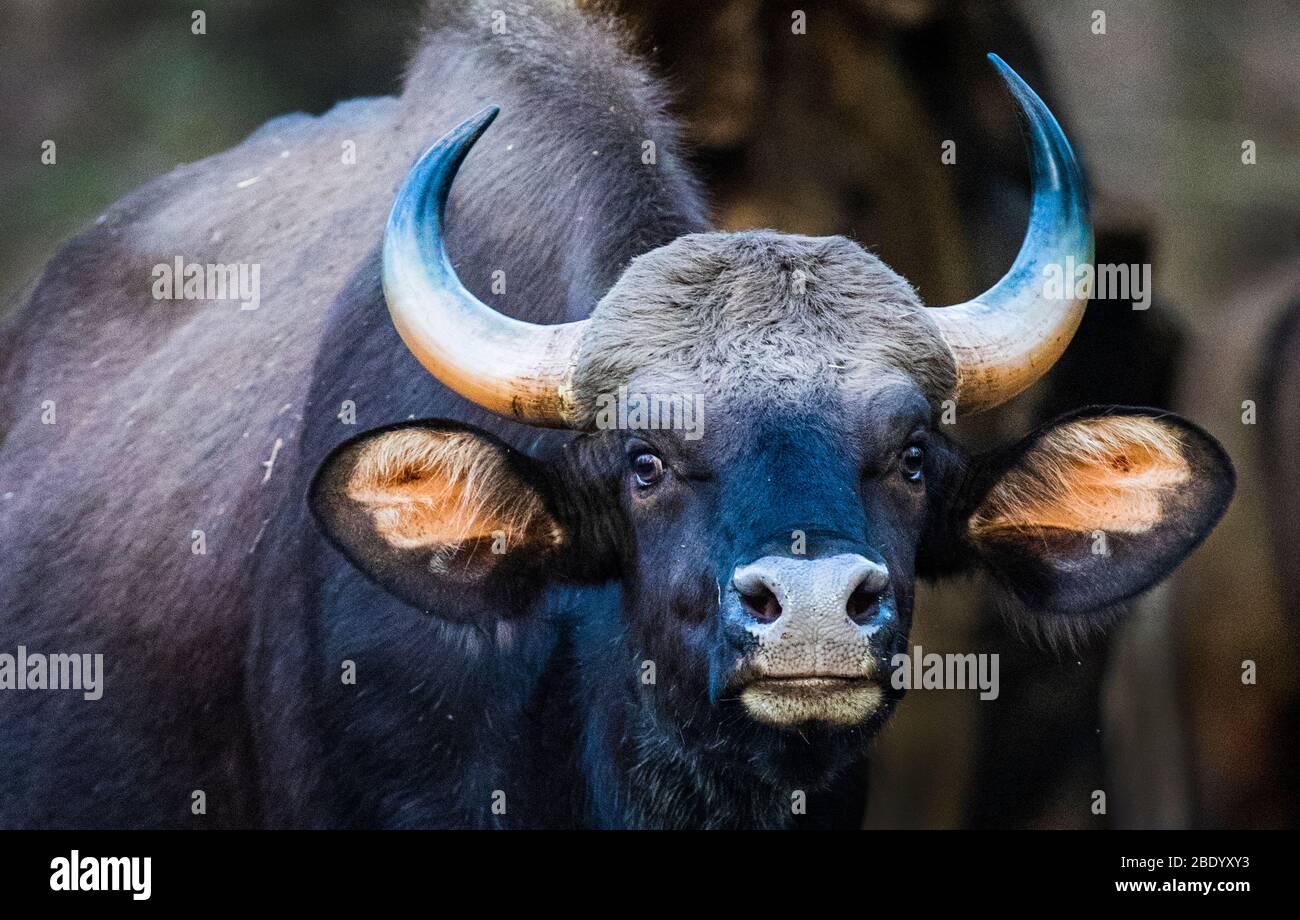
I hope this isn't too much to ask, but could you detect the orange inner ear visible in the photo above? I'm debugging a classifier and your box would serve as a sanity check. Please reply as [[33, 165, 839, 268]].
[[968, 417, 1190, 537], [344, 429, 562, 556]]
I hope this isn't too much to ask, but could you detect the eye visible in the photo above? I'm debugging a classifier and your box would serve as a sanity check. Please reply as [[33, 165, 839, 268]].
[[631, 452, 665, 488], [900, 445, 925, 482]]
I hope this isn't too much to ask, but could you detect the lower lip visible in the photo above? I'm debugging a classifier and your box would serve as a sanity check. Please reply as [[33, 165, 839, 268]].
[[738, 676, 885, 727], [745, 676, 875, 691]]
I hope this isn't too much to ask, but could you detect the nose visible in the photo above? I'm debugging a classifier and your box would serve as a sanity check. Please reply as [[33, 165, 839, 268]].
[[732, 553, 890, 627]]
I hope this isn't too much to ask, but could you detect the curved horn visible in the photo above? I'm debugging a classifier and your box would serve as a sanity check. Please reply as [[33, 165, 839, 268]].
[[383, 106, 586, 427], [930, 54, 1094, 414]]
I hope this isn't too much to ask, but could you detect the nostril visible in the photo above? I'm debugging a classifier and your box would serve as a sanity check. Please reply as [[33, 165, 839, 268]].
[[740, 584, 783, 623], [846, 579, 883, 625]]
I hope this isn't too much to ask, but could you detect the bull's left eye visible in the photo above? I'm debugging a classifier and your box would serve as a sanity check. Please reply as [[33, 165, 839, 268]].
[[631, 452, 665, 488], [900, 445, 925, 482]]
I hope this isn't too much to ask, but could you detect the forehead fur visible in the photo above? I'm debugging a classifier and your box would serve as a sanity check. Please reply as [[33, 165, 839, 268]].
[[571, 231, 956, 420]]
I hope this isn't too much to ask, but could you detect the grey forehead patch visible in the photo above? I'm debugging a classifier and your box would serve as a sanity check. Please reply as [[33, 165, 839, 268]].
[[570, 231, 956, 423]]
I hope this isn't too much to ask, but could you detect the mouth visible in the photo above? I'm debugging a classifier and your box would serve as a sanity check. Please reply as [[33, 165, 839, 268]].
[[737, 674, 884, 728]]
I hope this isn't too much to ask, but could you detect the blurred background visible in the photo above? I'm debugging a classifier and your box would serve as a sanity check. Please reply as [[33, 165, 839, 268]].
[[2, 0, 1297, 828]]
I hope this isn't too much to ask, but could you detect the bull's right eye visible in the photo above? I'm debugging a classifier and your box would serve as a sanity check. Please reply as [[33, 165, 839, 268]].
[[900, 445, 925, 482], [631, 452, 665, 488]]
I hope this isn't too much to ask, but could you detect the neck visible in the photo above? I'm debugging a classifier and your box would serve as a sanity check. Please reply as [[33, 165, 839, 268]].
[[581, 702, 796, 830], [576, 645, 869, 829]]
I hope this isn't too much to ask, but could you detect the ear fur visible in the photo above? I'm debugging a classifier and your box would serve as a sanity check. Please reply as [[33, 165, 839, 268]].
[[310, 420, 569, 619], [952, 407, 1235, 622]]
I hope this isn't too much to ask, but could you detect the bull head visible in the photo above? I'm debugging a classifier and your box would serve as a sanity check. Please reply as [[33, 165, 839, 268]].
[[311, 57, 1232, 751], [381, 55, 1092, 423]]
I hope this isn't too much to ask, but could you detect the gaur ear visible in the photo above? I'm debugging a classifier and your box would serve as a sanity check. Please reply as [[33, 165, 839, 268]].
[[309, 421, 575, 619], [957, 408, 1234, 618]]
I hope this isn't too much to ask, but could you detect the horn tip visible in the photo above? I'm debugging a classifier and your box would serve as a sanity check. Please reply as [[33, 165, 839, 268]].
[[986, 52, 1030, 95], [461, 105, 501, 144], [986, 52, 1011, 75]]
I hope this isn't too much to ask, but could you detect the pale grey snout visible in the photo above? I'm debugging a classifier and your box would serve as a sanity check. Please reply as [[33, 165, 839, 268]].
[[732, 553, 890, 631], [728, 553, 893, 727]]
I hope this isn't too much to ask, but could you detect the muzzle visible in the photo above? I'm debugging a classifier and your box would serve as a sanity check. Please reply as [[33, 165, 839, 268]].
[[723, 553, 896, 727]]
